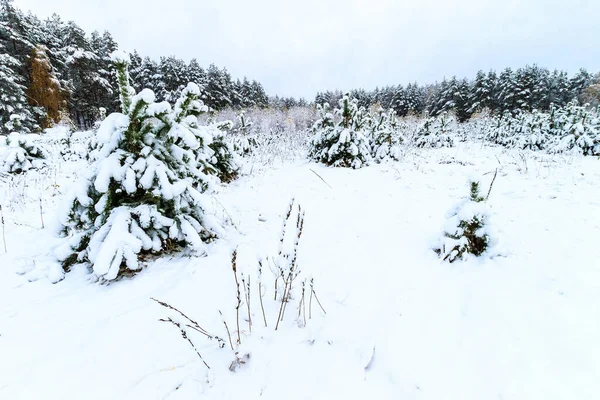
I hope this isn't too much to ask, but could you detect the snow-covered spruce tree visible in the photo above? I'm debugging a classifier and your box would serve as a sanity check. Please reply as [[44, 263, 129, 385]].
[[414, 111, 455, 148], [207, 123, 240, 183], [307, 102, 334, 158], [232, 111, 256, 156], [486, 111, 519, 148], [56, 52, 225, 280], [308, 94, 371, 168], [0, 43, 39, 135], [370, 107, 404, 161], [0, 130, 49, 174], [434, 179, 497, 262]]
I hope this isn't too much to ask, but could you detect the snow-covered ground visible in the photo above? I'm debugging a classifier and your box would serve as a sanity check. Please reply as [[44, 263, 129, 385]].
[[1, 142, 599, 399]]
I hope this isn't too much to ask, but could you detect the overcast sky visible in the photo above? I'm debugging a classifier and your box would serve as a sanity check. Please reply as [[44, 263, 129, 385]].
[[14, 0, 600, 99]]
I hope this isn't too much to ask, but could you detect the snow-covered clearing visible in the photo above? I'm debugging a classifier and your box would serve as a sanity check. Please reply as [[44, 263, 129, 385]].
[[1, 143, 599, 399]]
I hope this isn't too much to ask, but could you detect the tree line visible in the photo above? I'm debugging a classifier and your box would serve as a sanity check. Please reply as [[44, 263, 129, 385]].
[[0, 0, 269, 134], [316, 65, 600, 122]]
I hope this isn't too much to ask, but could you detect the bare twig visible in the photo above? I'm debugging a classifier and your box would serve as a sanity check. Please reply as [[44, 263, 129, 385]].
[[310, 168, 332, 189], [486, 168, 498, 201], [309, 285, 313, 319], [242, 275, 252, 333], [258, 260, 268, 327], [0, 205, 6, 253], [302, 285, 307, 326], [297, 280, 307, 326], [280, 274, 292, 321], [310, 279, 327, 315], [275, 276, 289, 330], [39, 198, 44, 229]]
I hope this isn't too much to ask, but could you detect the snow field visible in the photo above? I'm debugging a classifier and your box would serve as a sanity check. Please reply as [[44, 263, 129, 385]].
[[0, 142, 599, 399]]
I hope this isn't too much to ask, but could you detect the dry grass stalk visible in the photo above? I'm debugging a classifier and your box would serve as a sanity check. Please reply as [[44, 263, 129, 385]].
[[258, 260, 268, 327], [219, 310, 235, 351], [310, 279, 327, 315], [152, 297, 225, 347], [0, 205, 6, 253], [486, 168, 498, 201], [39, 198, 45, 229], [232, 249, 242, 344], [275, 202, 306, 330], [242, 274, 252, 333], [309, 168, 333, 189], [160, 316, 211, 369], [297, 280, 307, 326]]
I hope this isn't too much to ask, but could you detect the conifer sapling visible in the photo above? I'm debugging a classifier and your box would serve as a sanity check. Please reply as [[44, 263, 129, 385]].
[[56, 51, 225, 280], [308, 94, 371, 168], [435, 178, 497, 262]]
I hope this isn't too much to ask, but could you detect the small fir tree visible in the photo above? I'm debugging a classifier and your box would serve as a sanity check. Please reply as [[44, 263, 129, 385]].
[[435, 179, 497, 262], [415, 111, 455, 148], [517, 110, 551, 150], [486, 111, 519, 148], [233, 111, 255, 155], [56, 51, 226, 280], [207, 122, 240, 183], [308, 94, 371, 168], [551, 103, 600, 155], [370, 108, 404, 162]]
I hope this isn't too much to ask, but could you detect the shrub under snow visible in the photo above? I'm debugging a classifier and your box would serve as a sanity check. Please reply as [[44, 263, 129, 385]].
[[485, 103, 600, 155], [434, 179, 498, 262], [56, 54, 230, 280], [232, 111, 256, 156], [551, 103, 600, 156], [370, 108, 404, 162], [0, 132, 48, 174], [414, 111, 456, 148]]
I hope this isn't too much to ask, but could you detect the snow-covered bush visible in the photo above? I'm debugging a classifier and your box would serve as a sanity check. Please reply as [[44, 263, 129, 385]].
[[308, 94, 371, 168], [434, 179, 497, 262], [56, 52, 226, 280], [485, 111, 516, 147], [370, 108, 404, 162], [485, 103, 600, 155], [40, 125, 90, 161], [414, 111, 456, 148], [549, 103, 600, 155], [0, 132, 49, 174], [466, 108, 494, 141], [515, 110, 551, 150]]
